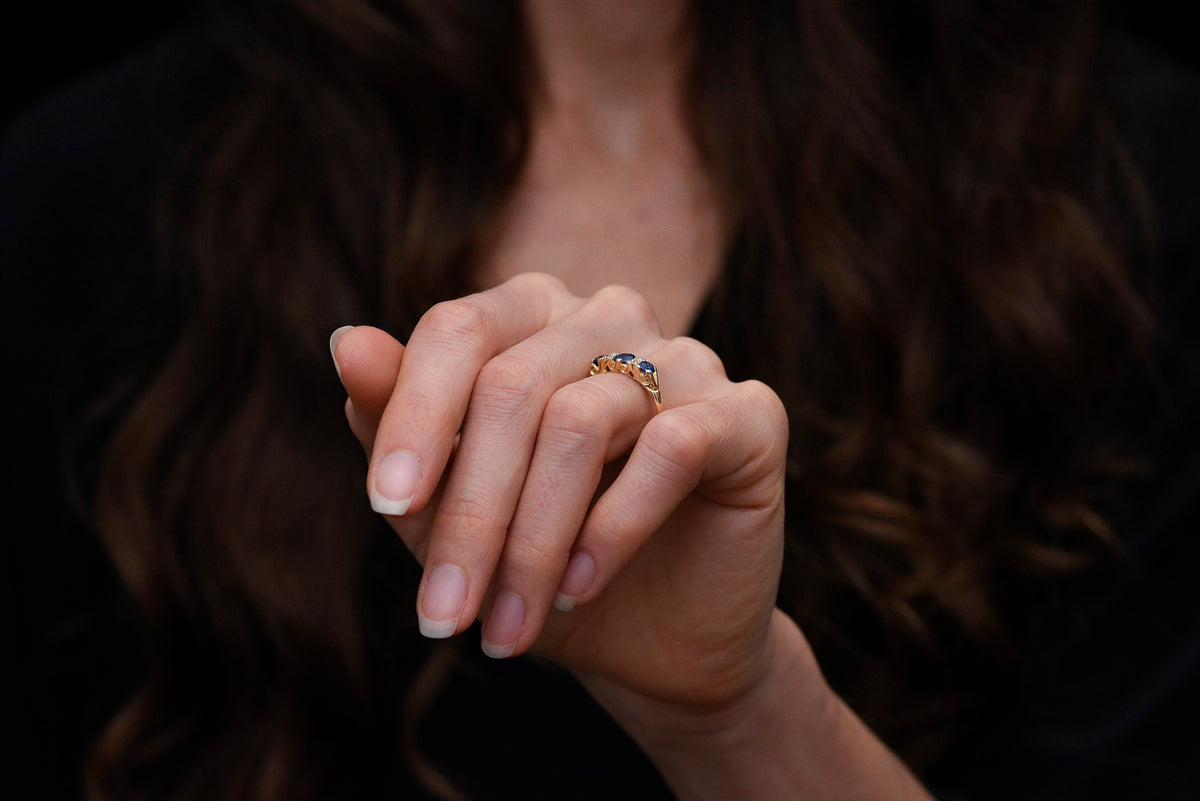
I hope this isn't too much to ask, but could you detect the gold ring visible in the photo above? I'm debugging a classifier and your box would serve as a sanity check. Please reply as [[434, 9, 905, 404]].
[[589, 353, 662, 414]]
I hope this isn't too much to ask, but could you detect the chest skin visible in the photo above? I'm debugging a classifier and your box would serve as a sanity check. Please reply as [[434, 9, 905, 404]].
[[476, 101, 726, 340]]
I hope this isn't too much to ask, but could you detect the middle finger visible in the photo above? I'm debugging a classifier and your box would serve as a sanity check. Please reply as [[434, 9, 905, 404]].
[[414, 285, 664, 640]]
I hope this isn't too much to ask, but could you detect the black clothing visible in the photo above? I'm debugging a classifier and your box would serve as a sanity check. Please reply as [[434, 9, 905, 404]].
[[4, 23, 1199, 801]]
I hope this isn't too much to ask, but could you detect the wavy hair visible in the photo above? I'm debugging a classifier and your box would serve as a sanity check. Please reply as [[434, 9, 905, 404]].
[[84, 0, 1152, 797]]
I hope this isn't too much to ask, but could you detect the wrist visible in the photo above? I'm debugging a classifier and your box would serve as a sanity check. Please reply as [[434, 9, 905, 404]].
[[612, 609, 830, 744], [579, 611, 834, 798], [579, 611, 932, 801]]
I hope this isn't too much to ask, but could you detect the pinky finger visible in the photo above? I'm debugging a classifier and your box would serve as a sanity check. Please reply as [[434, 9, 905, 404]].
[[554, 409, 712, 610]]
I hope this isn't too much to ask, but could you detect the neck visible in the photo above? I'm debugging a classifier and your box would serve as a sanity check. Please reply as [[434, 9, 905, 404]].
[[519, 0, 694, 155]]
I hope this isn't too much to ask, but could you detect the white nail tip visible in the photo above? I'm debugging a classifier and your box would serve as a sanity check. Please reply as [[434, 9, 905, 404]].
[[329, 325, 354, 379], [329, 325, 354, 355], [370, 494, 412, 516], [552, 594, 577, 613], [418, 616, 458, 639], [481, 639, 517, 660]]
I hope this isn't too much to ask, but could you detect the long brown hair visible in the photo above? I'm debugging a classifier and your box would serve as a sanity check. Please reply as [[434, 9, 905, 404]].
[[85, 0, 1152, 796]]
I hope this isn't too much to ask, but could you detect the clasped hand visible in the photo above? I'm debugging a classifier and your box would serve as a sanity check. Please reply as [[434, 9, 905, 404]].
[[331, 273, 790, 711]]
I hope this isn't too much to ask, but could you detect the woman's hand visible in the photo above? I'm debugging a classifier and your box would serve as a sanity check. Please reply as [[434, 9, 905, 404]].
[[331, 274, 934, 800], [331, 272, 789, 710]]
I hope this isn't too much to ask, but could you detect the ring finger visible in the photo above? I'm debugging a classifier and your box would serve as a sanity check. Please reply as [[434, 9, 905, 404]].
[[480, 338, 725, 658], [414, 286, 665, 641]]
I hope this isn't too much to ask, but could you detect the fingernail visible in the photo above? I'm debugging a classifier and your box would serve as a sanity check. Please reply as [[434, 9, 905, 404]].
[[481, 591, 525, 659], [418, 563, 467, 639], [371, 449, 421, 515], [553, 551, 596, 612], [329, 325, 354, 380]]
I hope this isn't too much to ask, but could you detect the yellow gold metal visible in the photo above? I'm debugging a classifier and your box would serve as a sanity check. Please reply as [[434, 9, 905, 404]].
[[588, 353, 663, 414]]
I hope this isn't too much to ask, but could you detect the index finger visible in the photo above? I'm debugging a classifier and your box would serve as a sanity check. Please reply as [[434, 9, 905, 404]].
[[367, 273, 580, 516]]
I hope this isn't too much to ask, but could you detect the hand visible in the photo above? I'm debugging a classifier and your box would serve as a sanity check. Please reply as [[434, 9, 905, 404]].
[[331, 273, 789, 710]]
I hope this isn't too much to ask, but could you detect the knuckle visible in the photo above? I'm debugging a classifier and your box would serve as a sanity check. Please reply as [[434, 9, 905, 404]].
[[665, 336, 727, 379], [500, 537, 556, 583], [641, 411, 711, 479], [540, 384, 610, 446], [592, 284, 659, 331], [738, 380, 790, 466], [740, 380, 788, 432], [439, 489, 502, 535], [475, 355, 543, 408], [418, 298, 493, 346], [508, 271, 568, 298]]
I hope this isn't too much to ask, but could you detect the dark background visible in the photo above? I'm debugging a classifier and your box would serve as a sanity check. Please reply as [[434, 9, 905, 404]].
[[3, 1, 1198, 134]]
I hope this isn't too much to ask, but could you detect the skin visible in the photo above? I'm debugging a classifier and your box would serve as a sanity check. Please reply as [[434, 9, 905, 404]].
[[330, 1, 937, 797], [478, 0, 725, 338]]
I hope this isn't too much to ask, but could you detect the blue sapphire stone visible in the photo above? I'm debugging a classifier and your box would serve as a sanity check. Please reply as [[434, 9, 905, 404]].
[[592, 357, 601, 369], [614, 353, 636, 363], [637, 360, 655, 374]]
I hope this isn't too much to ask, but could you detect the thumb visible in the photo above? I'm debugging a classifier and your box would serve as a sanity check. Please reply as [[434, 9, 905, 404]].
[[330, 325, 405, 452]]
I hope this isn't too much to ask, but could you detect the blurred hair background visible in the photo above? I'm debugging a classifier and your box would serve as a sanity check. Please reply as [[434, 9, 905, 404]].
[[4, 0, 1197, 135]]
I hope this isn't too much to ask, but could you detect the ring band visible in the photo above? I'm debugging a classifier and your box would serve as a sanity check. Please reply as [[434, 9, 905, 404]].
[[589, 353, 663, 414]]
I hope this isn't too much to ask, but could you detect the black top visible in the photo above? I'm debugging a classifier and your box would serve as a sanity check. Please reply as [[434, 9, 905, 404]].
[[4, 22, 1199, 801]]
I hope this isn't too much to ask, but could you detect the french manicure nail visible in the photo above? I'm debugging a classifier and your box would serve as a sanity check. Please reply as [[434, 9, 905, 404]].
[[371, 449, 421, 515], [329, 325, 354, 380], [553, 551, 596, 612], [481, 591, 525, 659], [418, 563, 467, 639]]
